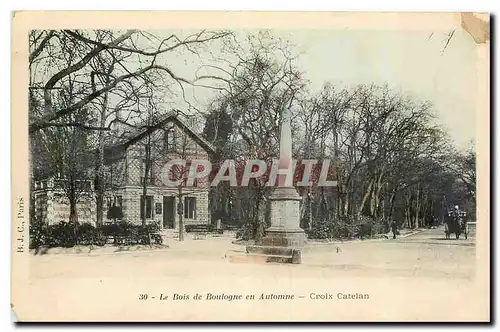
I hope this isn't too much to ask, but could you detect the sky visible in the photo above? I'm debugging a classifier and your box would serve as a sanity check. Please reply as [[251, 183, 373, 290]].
[[284, 28, 477, 151], [160, 28, 478, 151]]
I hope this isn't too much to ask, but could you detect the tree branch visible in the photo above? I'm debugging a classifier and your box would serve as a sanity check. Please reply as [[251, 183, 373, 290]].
[[43, 30, 137, 115], [44, 123, 112, 131], [30, 64, 192, 132], [65, 29, 230, 57], [29, 31, 55, 64]]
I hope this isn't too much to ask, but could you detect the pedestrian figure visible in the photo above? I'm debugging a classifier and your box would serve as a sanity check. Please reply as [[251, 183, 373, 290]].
[[391, 221, 398, 239]]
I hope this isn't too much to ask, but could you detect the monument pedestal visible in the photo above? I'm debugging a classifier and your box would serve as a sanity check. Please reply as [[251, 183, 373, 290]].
[[246, 186, 306, 264]]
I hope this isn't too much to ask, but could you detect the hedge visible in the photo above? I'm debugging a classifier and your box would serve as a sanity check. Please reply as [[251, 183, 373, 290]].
[[306, 215, 386, 240], [29, 221, 163, 249]]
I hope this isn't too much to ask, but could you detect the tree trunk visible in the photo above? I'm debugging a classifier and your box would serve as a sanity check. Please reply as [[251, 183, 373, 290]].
[[430, 199, 435, 225], [415, 185, 421, 228], [336, 186, 343, 218], [141, 136, 151, 227], [254, 188, 265, 242], [178, 186, 184, 242], [309, 188, 313, 230], [95, 74, 110, 227], [95, 115, 106, 226], [69, 198, 78, 223], [380, 187, 386, 220], [342, 192, 349, 217], [388, 185, 398, 221], [405, 191, 412, 228], [441, 195, 447, 225], [373, 173, 385, 220], [317, 186, 327, 220], [68, 183, 78, 245], [95, 157, 104, 226], [358, 178, 374, 216], [370, 171, 383, 219], [141, 186, 148, 227], [369, 184, 376, 217], [421, 194, 428, 228], [338, 184, 349, 218]]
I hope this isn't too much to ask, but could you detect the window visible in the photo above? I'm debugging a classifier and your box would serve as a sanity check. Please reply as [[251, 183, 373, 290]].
[[155, 202, 162, 215], [185, 161, 192, 186], [168, 163, 190, 185], [140, 195, 154, 219], [168, 164, 181, 183], [107, 196, 122, 208], [164, 126, 176, 152], [193, 164, 205, 187], [183, 161, 204, 187], [116, 196, 123, 208], [184, 197, 196, 219]]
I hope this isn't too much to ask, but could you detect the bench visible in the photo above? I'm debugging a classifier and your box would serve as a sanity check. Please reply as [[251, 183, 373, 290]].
[[185, 224, 210, 233], [185, 224, 209, 240], [223, 225, 239, 232], [185, 223, 227, 237]]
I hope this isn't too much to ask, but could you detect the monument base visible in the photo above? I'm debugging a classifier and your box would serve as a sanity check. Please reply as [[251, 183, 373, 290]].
[[244, 245, 302, 264], [259, 228, 307, 247], [261, 186, 307, 247], [244, 186, 307, 264], [245, 228, 306, 264]]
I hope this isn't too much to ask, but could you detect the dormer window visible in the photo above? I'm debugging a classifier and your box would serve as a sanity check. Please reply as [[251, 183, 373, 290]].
[[164, 125, 176, 152]]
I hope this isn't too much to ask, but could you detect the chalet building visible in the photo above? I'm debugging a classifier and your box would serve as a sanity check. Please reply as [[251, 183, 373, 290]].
[[32, 112, 215, 230], [102, 113, 215, 230]]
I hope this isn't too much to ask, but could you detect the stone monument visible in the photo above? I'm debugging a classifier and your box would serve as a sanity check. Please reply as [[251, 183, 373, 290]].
[[246, 106, 306, 263]]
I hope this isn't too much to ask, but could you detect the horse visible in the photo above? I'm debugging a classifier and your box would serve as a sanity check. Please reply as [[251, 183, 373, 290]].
[[444, 211, 467, 240]]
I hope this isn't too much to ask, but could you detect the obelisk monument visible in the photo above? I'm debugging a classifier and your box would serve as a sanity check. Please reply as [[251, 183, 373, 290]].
[[246, 105, 306, 263], [261, 105, 306, 247]]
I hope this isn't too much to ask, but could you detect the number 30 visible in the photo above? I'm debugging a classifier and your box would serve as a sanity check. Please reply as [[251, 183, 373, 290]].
[[139, 294, 148, 300]]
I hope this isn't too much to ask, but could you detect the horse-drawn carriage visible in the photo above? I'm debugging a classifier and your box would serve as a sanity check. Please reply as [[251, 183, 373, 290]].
[[445, 207, 468, 240]]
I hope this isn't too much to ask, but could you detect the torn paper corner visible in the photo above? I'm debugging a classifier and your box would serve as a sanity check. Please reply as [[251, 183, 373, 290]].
[[461, 12, 490, 44], [11, 304, 19, 323]]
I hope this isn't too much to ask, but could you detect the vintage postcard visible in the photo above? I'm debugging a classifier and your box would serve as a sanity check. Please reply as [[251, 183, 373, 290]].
[[11, 11, 490, 322]]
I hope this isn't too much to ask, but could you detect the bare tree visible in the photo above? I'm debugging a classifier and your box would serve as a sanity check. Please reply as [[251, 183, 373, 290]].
[[445, 144, 476, 201], [29, 29, 232, 133], [205, 31, 308, 241]]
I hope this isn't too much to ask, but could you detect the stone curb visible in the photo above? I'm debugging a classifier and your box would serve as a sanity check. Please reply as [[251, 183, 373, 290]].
[[399, 229, 427, 238], [304, 229, 428, 245]]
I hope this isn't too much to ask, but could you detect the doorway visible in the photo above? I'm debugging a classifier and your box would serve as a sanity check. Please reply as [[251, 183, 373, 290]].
[[163, 196, 175, 229]]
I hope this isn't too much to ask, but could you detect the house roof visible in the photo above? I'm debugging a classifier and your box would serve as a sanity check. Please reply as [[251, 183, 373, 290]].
[[105, 111, 216, 154]]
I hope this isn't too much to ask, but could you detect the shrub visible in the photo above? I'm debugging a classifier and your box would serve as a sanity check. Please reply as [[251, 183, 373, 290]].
[[31, 220, 163, 249], [106, 205, 123, 221], [76, 223, 95, 243], [98, 223, 124, 238], [77, 223, 106, 246], [236, 221, 254, 241], [306, 215, 385, 240], [141, 222, 161, 234], [98, 221, 163, 245], [142, 222, 163, 245], [45, 221, 76, 248], [305, 219, 332, 240], [29, 220, 45, 249]]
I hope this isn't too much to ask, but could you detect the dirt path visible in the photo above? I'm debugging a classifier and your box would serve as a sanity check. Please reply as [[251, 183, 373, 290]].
[[20, 228, 481, 322], [29, 227, 475, 281]]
